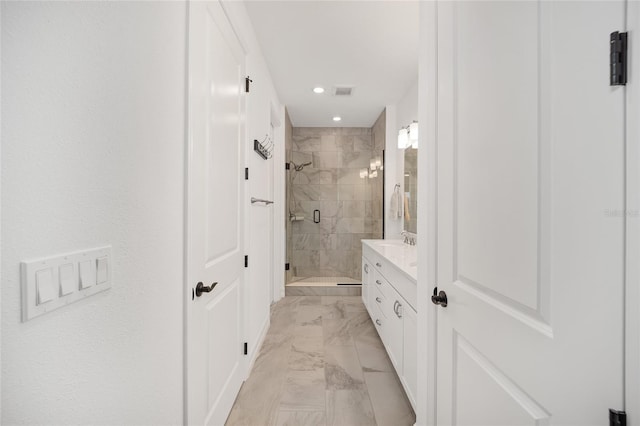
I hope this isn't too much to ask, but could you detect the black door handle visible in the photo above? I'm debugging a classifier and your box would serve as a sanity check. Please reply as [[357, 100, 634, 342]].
[[314, 209, 320, 223], [431, 287, 448, 307], [196, 281, 218, 297]]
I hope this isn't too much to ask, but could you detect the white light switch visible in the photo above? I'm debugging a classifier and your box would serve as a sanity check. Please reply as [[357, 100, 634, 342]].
[[96, 256, 108, 284], [36, 268, 55, 305], [59, 263, 75, 296], [79, 260, 96, 289], [21, 246, 111, 322]]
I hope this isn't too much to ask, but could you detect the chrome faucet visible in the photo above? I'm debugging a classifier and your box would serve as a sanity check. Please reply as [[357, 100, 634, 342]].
[[401, 231, 416, 246]]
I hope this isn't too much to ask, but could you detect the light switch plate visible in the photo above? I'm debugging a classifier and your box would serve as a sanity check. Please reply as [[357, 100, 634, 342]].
[[21, 246, 112, 322]]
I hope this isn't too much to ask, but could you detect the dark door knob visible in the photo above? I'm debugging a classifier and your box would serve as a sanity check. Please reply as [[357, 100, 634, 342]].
[[431, 287, 448, 307], [195, 281, 218, 297]]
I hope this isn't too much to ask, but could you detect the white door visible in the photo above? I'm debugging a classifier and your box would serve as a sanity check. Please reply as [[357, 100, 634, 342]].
[[434, 1, 626, 424], [186, 2, 246, 424]]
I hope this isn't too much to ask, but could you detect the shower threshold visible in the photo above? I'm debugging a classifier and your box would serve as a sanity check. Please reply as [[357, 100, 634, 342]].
[[285, 276, 362, 296]]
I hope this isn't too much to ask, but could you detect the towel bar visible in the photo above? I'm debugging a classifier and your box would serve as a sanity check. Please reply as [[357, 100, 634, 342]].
[[251, 197, 274, 205]]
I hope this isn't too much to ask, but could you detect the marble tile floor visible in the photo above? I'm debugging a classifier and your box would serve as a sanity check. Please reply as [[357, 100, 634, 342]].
[[225, 296, 415, 426]]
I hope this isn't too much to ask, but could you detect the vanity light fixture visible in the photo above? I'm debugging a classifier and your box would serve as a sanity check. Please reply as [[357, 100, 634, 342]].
[[409, 122, 419, 148], [333, 116, 342, 122], [398, 127, 409, 149], [313, 87, 325, 94]]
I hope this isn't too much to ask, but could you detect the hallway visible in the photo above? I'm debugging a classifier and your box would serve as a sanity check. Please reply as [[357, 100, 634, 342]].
[[225, 296, 415, 426]]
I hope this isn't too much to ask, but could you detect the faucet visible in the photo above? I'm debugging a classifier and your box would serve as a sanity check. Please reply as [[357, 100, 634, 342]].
[[401, 231, 416, 246]]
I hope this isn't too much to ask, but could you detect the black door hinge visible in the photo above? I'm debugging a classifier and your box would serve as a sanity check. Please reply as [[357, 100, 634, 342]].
[[610, 409, 627, 426], [285, 263, 290, 271], [285, 162, 290, 170], [610, 31, 628, 86], [244, 255, 248, 268], [245, 167, 249, 180], [245, 76, 253, 93], [243, 342, 248, 355]]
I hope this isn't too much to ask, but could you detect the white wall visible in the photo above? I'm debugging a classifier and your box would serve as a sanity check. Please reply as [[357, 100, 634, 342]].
[[385, 79, 418, 239], [2, 2, 186, 423], [221, 1, 283, 363]]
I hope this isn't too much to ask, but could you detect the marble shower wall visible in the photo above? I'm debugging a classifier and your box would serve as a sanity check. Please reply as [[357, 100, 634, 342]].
[[288, 125, 384, 281]]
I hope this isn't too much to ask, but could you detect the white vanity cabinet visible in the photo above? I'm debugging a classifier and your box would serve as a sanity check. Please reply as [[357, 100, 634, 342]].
[[361, 259, 370, 309], [362, 240, 418, 410]]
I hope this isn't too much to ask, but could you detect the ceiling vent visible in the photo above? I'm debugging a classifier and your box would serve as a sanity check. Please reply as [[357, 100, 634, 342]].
[[333, 86, 354, 96]]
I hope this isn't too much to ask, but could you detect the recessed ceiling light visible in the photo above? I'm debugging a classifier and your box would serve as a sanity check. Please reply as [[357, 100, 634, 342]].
[[332, 116, 342, 122], [313, 87, 325, 94]]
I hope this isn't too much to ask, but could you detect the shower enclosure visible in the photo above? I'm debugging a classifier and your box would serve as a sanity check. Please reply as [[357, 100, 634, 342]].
[[284, 114, 385, 288]]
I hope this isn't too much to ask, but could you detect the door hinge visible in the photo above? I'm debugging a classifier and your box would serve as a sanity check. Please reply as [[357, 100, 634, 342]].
[[244, 255, 248, 268], [610, 31, 628, 86], [245, 76, 253, 93], [245, 167, 249, 180], [285, 263, 290, 271], [610, 409, 627, 426], [243, 342, 248, 355], [285, 162, 290, 170]]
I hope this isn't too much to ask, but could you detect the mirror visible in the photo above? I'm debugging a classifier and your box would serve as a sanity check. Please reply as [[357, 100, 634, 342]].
[[403, 147, 418, 234]]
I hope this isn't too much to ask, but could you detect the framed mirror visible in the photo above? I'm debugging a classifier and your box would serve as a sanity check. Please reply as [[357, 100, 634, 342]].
[[403, 146, 418, 234]]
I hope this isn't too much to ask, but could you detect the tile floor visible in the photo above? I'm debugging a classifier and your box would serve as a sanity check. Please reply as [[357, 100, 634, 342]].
[[225, 296, 415, 426]]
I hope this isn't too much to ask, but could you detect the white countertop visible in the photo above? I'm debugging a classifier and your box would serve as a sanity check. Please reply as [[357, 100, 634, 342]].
[[362, 239, 417, 282]]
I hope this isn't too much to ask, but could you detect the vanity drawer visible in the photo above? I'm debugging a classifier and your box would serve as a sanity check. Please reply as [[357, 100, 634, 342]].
[[370, 298, 386, 336], [371, 283, 388, 318]]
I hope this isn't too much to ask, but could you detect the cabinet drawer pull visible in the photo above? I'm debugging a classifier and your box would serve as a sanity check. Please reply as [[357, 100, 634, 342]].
[[376, 262, 382, 267], [376, 280, 382, 285], [395, 300, 403, 318], [376, 297, 382, 303], [375, 319, 382, 326]]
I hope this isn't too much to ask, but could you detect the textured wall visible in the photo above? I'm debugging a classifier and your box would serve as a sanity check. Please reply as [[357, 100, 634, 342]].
[[288, 127, 383, 280], [2, 2, 185, 423]]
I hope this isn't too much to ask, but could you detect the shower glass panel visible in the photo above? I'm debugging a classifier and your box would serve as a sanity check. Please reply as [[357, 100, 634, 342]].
[[285, 125, 384, 285]]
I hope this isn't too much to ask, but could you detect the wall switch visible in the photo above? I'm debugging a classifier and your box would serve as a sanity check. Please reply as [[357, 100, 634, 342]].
[[96, 257, 108, 284], [36, 268, 55, 305], [79, 260, 96, 289], [21, 246, 112, 322], [59, 263, 75, 296]]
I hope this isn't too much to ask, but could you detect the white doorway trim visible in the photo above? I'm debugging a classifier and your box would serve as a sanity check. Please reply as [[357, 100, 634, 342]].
[[272, 104, 286, 303], [626, 2, 640, 422], [416, 2, 438, 426]]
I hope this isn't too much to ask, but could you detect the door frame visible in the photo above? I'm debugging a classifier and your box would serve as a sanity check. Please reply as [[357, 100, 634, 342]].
[[416, 2, 438, 426], [183, 0, 248, 423], [626, 2, 640, 422]]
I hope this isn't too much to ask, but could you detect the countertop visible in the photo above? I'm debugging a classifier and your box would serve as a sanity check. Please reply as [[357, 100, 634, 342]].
[[362, 239, 417, 282]]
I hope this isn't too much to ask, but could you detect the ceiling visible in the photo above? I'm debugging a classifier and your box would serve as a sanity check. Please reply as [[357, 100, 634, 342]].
[[244, 1, 419, 128]]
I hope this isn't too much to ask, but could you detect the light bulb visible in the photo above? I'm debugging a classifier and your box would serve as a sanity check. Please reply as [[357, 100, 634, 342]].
[[398, 128, 409, 149]]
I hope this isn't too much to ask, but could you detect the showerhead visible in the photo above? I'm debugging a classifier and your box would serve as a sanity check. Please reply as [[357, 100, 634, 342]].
[[290, 161, 312, 171]]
